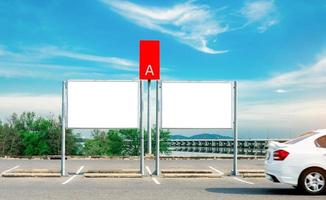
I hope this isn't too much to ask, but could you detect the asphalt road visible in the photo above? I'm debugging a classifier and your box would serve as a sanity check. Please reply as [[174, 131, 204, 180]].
[[0, 159, 324, 200]]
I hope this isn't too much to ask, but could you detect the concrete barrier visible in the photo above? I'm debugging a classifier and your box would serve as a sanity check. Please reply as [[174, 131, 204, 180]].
[[1, 168, 61, 177], [84, 173, 142, 178], [13, 169, 60, 173], [238, 169, 265, 178], [161, 168, 222, 178], [84, 169, 141, 178], [162, 169, 213, 174], [2, 173, 60, 177], [162, 173, 221, 178], [86, 169, 140, 174]]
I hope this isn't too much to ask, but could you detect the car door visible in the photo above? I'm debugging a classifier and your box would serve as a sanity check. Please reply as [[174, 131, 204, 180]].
[[314, 135, 326, 169]]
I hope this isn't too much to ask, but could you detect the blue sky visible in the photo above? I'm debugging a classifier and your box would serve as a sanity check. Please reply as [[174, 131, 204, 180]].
[[0, 0, 326, 138]]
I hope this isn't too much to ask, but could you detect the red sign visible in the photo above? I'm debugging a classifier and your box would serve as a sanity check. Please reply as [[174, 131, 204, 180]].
[[139, 40, 160, 80]]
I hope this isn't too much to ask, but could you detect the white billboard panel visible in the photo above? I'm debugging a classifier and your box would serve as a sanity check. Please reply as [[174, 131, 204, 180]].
[[161, 82, 233, 129], [67, 81, 139, 129]]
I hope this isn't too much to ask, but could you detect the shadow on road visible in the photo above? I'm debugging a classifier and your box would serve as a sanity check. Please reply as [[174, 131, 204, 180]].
[[205, 187, 325, 196]]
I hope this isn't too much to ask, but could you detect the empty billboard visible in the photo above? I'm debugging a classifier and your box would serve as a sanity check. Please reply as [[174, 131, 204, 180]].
[[161, 81, 233, 129], [66, 81, 139, 129]]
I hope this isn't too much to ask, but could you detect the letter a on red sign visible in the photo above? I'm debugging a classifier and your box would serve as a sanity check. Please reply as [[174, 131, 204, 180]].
[[139, 40, 160, 80]]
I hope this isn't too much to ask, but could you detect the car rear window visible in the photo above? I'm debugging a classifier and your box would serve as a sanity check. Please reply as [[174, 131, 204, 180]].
[[285, 131, 316, 144], [315, 136, 326, 148]]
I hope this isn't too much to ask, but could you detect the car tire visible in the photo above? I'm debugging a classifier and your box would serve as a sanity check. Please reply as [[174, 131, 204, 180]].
[[298, 168, 326, 195]]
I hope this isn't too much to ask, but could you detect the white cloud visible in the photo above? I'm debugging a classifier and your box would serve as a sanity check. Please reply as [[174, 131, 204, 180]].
[[240, 98, 326, 122], [101, 0, 228, 54], [34, 46, 138, 71], [0, 45, 143, 80], [240, 54, 326, 94], [257, 19, 278, 33], [0, 45, 139, 73], [0, 61, 111, 79], [241, 0, 278, 33], [241, 0, 275, 21], [239, 97, 326, 139], [275, 89, 287, 93], [238, 54, 326, 136], [0, 94, 61, 120]]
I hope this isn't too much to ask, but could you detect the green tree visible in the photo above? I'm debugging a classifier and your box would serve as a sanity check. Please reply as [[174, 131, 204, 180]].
[[0, 121, 22, 156], [84, 130, 107, 156], [107, 130, 124, 155], [0, 112, 81, 156], [120, 129, 141, 156], [84, 128, 171, 156]]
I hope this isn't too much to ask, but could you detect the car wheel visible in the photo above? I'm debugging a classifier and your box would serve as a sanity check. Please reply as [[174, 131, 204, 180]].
[[299, 168, 326, 195]]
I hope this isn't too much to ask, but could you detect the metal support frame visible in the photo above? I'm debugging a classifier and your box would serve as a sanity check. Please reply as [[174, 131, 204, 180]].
[[61, 81, 66, 176], [232, 81, 238, 176], [155, 80, 161, 175], [140, 81, 145, 175], [147, 80, 152, 154]]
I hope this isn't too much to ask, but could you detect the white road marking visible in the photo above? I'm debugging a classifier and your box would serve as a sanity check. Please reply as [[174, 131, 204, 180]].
[[232, 177, 255, 185], [145, 166, 152, 176], [1, 165, 20, 175], [62, 166, 84, 185], [62, 175, 76, 185], [76, 166, 84, 174], [145, 165, 160, 185], [208, 166, 224, 176], [152, 177, 160, 185]]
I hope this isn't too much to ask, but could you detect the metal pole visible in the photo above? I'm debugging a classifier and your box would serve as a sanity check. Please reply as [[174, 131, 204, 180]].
[[140, 81, 145, 176], [155, 80, 160, 176], [147, 80, 152, 155], [61, 81, 66, 176], [232, 81, 238, 176]]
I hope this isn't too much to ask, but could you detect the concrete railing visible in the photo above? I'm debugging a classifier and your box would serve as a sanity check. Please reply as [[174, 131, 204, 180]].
[[168, 139, 288, 156]]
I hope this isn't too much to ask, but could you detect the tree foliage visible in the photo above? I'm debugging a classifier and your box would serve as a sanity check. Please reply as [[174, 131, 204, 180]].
[[0, 112, 81, 156], [0, 112, 171, 157], [84, 128, 171, 156]]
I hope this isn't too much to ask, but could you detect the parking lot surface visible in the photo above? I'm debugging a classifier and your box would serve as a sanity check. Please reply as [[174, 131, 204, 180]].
[[0, 159, 324, 200]]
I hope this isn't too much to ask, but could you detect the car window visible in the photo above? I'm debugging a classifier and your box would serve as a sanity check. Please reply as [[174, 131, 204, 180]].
[[315, 136, 326, 148], [285, 131, 316, 144]]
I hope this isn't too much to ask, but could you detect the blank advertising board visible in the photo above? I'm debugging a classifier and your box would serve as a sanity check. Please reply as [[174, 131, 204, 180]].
[[66, 81, 139, 129], [161, 82, 233, 129]]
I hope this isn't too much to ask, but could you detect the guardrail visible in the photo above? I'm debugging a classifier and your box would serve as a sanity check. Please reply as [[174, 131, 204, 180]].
[[168, 139, 288, 156]]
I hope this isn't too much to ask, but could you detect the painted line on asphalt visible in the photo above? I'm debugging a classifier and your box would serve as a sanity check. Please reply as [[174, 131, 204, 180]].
[[1, 165, 20, 175], [145, 166, 152, 176], [145, 165, 160, 184], [208, 166, 224, 176], [152, 177, 160, 185], [62, 175, 76, 185], [232, 177, 255, 185], [62, 166, 84, 185], [76, 166, 84, 174]]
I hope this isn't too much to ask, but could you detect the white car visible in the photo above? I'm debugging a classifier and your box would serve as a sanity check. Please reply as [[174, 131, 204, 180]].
[[265, 129, 326, 195]]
